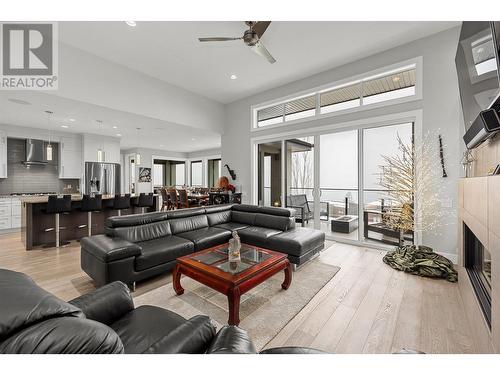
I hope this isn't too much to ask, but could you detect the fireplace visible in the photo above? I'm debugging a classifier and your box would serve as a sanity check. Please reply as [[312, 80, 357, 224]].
[[463, 223, 492, 328]]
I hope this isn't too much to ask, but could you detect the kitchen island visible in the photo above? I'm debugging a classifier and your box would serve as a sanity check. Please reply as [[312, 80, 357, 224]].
[[21, 194, 159, 250]]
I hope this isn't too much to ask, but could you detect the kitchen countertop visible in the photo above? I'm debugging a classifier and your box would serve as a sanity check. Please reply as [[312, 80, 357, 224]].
[[19, 194, 156, 204]]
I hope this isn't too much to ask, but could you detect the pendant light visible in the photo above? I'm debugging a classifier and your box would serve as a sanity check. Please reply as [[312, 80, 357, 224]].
[[96, 120, 105, 162], [45, 110, 53, 161], [135, 127, 141, 165]]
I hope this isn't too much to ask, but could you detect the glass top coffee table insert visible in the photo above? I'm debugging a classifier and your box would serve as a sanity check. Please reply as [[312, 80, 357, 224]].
[[191, 244, 272, 275], [173, 243, 292, 326]]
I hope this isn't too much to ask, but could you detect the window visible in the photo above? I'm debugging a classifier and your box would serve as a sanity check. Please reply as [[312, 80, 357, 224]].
[[253, 61, 419, 129], [175, 163, 185, 187], [208, 158, 221, 187], [153, 163, 164, 187], [190, 160, 203, 186]]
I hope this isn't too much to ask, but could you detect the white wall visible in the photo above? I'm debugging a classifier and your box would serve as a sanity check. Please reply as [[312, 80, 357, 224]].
[[82, 133, 121, 163], [0, 123, 81, 143], [54, 43, 225, 134], [223, 27, 462, 258]]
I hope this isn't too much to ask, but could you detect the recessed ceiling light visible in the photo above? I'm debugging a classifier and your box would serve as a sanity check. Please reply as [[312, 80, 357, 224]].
[[112, 126, 118, 129], [125, 21, 137, 27], [116, 134, 122, 137], [61, 125, 69, 128], [230, 74, 237, 80], [393, 76, 400, 82], [68, 118, 76, 122], [191, 138, 196, 141], [8, 98, 31, 105]]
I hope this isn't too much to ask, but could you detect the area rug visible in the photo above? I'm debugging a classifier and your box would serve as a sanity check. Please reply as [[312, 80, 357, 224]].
[[134, 258, 340, 350]]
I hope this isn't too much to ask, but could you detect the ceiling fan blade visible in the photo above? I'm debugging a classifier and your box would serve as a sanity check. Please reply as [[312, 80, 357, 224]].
[[251, 40, 276, 64], [252, 21, 271, 38], [198, 37, 242, 42]]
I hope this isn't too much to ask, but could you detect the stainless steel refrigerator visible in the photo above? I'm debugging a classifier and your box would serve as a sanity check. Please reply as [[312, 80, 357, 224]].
[[84, 162, 121, 195]]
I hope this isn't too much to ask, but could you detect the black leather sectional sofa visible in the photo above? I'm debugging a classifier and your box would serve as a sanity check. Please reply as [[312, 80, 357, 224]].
[[0, 269, 324, 354], [80, 204, 325, 287]]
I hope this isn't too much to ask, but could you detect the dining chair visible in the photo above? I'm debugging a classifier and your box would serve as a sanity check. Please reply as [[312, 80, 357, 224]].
[[167, 188, 178, 210], [160, 188, 169, 211], [177, 189, 190, 209]]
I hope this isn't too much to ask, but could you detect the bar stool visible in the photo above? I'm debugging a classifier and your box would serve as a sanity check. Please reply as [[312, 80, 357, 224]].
[[136, 192, 154, 213], [79, 194, 102, 237], [44, 195, 72, 248], [113, 194, 131, 216]]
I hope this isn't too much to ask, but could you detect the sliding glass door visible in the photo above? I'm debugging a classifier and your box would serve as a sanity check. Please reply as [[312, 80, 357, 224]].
[[258, 141, 282, 207], [285, 137, 315, 229], [319, 130, 359, 240], [254, 120, 414, 248], [362, 123, 413, 246]]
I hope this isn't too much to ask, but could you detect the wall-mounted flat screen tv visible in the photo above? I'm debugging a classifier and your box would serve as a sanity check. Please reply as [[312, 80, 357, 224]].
[[455, 22, 500, 131]]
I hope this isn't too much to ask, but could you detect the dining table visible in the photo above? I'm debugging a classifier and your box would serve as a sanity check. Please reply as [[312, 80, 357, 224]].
[[186, 193, 209, 204]]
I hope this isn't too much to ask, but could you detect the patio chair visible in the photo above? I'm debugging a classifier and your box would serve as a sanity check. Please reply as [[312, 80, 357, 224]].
[[286, 194, 314, 227], [363, 200, 414, 245]]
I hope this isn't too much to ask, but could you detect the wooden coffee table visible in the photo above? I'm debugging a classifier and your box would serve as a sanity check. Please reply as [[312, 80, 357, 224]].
[[172, 243, 292, 326]]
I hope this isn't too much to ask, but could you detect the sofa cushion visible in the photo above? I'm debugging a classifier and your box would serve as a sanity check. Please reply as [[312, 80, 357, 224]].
[[231, 204, 260, 213], [231, 211, 256, 226], [105, 212, 169, 228], [143, 315, 215, 354], [0, 316, 124, 354], [169, 214, 209, 235], [214, 222, 249, 232], [167, 208, 206, 219], [176, 227, 232, 251], [0, 269, 84, 342], [135, 236, 194, 271], [81, 235, 142, 262], [237, 226, 282, 248], [110, 220, 172, 243], [254, 213, 293, 231], [206, 209, 232, 226], [265, 227, 326, 257], [110, 305, 187, 354], [258, 206, 293, 217]]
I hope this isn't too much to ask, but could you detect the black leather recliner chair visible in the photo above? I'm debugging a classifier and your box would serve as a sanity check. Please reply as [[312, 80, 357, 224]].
[[0, 269, 325, 354]]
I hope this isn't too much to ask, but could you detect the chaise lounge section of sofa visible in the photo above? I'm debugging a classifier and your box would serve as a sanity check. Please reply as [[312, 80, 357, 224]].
[[80, 204, 325, 287]]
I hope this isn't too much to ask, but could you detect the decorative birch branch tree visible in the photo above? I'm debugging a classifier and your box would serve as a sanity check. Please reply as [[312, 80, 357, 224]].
[[377, 132, 448, 246]]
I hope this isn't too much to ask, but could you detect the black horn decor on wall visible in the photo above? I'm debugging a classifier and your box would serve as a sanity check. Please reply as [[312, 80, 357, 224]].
[[439, 134, 447, 178], [224, 164, 236, 180]]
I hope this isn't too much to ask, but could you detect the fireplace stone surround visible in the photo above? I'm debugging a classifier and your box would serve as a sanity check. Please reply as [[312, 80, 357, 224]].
[[458, 176, 500, 353]]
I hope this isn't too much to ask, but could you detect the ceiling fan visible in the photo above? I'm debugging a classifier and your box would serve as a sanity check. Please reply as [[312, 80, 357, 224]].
[[198, 21, 276, 64]]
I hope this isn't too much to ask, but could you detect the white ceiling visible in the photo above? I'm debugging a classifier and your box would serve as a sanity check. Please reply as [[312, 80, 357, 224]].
[[1, 21, 459, 152], [0, 91, 221, 152], [59, 21, 459, 103]]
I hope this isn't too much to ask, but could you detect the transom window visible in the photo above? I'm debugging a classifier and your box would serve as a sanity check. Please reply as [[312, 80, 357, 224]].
[[254, 62, 418, 129]]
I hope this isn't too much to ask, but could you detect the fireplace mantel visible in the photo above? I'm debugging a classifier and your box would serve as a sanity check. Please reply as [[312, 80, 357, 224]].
[[458, 176, 500, 353]]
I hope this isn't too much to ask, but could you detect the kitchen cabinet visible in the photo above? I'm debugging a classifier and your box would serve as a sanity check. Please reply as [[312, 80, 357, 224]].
[[59, 136, 83, 179], [0, 131, 7, 178], [0, 197, 20, 230]]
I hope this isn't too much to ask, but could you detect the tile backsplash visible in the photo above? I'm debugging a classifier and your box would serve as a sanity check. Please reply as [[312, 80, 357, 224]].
[[0, 138, 80, 195]]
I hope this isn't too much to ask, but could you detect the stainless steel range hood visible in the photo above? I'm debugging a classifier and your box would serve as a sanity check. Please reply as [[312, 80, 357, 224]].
[[22, 139, 49, 165]]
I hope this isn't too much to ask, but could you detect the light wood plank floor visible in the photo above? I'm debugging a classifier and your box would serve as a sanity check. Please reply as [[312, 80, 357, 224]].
[[0, 231, 477, 353]]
